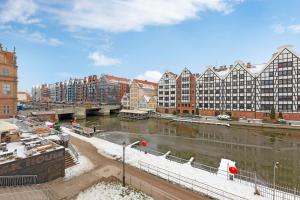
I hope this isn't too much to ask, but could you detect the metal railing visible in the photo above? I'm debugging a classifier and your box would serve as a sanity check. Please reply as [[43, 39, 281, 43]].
[[68, 143, 79, 161], [133, 146, 300, 200], [257, 182, 300, 200], [138, 160, 248, 200], [0, 175, 37, 186]]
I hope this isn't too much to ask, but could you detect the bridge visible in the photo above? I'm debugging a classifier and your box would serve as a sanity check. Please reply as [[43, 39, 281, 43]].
[[27, 102, 121, 120]]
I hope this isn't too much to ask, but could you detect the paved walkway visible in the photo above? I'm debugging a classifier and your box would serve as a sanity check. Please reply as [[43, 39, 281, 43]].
[[46, 136, 210, 200]]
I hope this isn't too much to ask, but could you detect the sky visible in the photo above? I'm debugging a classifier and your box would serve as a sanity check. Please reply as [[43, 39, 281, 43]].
[[0, 0, 300, 92]]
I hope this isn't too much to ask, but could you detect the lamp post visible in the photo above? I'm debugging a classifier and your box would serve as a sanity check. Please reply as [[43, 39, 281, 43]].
[[122, 141, 126, 187], [273, 161, 279, 200]]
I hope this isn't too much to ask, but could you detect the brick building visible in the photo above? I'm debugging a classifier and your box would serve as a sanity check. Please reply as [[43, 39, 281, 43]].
[[99, 75, 130, 104], [0, 46, 18, 118], [176, 68, 196, 114]]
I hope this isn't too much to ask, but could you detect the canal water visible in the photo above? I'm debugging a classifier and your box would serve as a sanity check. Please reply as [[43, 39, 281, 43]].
[[75, 115, 300, 189]]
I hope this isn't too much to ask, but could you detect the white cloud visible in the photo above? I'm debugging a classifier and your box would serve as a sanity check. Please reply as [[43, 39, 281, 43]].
[[288, 24, 300, 34], [272, 23, 300, 34], [45, 0, 242, 32], [135, 70, 163, 82], [272, 24, 285, 34], [28, 31, 63, 46], [88, 51, 121, 66], [0, 0, 39, 24]]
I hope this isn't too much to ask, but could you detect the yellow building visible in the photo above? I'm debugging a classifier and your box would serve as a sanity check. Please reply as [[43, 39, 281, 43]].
[[129, 79, 158, 110]]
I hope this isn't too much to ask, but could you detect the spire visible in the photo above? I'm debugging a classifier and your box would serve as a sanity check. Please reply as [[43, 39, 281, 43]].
[[0, 43, 2, 51]]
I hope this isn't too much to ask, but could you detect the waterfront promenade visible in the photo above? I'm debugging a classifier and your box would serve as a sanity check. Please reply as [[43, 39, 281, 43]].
[[46, 135, 209, 200]]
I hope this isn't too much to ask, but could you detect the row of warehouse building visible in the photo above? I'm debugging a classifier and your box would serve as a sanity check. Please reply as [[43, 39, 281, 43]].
[[32, 75, 159, 111], [32, 45, 300, 120]]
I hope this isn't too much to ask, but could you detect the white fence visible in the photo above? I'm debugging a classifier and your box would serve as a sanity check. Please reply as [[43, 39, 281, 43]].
[[138, 160, 247, 200]]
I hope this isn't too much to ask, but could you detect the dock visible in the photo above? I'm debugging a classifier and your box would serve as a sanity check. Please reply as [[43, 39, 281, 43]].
[[118, 109, 149, 120]]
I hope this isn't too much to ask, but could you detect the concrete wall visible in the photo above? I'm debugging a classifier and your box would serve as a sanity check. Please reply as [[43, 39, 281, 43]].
[[0, 148, 65, 183]]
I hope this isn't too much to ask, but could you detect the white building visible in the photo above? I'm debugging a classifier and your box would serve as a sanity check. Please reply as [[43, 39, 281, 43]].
[[157, 71, 177, 114]]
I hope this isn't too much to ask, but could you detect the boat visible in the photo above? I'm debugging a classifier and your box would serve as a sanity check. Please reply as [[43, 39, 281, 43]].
[[71, 122, 94, 137]]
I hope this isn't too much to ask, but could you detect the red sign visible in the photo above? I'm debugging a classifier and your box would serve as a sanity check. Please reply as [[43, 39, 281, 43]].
[[140, 140, 148, 147], [229, 167, 238, 174]]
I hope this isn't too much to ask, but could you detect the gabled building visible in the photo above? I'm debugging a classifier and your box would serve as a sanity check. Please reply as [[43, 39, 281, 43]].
[[255, 45, 300, 120], [130, 79, 158, 110], [176, 67, 196, 114], [196, 67, 223, 116], [157, 71, 177, 114], [121, 93, 130, 109], [99, 75, 130, 105]]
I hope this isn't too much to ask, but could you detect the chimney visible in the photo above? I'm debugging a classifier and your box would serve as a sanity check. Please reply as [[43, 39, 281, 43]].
[[246, 62, 251, 68]]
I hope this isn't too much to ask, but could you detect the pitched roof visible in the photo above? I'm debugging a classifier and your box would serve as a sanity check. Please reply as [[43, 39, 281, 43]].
[[104, 75, 130, 84], [132, 79, 158, 89]]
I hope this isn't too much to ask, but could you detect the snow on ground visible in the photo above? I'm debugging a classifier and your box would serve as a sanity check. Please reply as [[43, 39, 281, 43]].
[[64, 151, 94, 180], [76, 181, 153, 200], [61, 127, 287, 200]]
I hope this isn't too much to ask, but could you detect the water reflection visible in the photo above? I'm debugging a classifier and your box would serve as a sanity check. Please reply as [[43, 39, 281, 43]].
[[76, 115, 300, 189]]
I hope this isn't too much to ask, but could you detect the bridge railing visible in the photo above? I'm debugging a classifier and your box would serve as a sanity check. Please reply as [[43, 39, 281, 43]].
[[0, 175, 37, 187]]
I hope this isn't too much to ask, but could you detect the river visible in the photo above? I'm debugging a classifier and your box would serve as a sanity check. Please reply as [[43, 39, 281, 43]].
[[75, 115, 300, 190]]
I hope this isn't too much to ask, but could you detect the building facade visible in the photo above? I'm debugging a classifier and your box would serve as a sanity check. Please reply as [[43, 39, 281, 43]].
[[176, 68, 196, 114], [129, 79, 158, 110], [157, 71, 177, 114], [0, 46, 18, 118], [121, 93, 130, 109], [99, 75, 130, 105], [195, 45, 300, 120]]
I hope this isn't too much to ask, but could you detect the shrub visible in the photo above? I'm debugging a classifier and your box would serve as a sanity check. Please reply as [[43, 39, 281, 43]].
[[270, 107, 276, 120]]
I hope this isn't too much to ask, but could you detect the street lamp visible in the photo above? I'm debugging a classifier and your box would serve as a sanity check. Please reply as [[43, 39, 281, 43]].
[[273, 161, 279, 200], [122, 141, 126, 187]]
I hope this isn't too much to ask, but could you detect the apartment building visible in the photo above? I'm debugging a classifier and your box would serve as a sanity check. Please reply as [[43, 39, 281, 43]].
[[99, 75, 130, 104], [86, 75, 99, 103], [195, 45, 300, 120], [48, 83, 56, 102], [17, 92, 31, 102], [75, 79, 83, 103], [255, 45, 300, 120], [0, 46, 17, 118], [130, 79, 158, 110], [176, 68, 196, 114], [157, 71, 177, 114]]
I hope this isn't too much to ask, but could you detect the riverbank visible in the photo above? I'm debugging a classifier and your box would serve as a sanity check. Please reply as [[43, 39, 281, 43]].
[[154, 113, 300, 130]]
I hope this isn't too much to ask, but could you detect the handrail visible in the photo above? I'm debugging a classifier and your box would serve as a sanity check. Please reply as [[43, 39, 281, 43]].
[[138, 160, 248, 200]]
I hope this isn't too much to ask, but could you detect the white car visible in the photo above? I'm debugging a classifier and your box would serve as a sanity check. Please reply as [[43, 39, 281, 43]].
[[217, 114, 231, 120]]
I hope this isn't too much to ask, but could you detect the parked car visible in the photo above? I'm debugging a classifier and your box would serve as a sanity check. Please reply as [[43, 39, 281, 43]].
[[217, 114, 231, 121]]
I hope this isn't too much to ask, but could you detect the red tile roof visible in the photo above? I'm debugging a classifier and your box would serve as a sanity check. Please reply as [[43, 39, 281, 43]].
[[132, 79, 158, 87], [104, 75, 130, 83]]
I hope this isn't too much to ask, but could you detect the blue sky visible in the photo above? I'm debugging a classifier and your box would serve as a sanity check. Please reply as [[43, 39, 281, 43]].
[[0, 0, 300, 92]]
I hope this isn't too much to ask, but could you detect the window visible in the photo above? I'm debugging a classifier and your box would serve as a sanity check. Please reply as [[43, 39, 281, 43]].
[[233, 75, 237, 80], [239, 104, 244, 109], [3, 106, 9, 114], [246, 104, 251, 109], [2, 68, 9, 76], [3, 84, 11, 95], [278, 61, 293, 68], [239, 74, 244, 79]]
